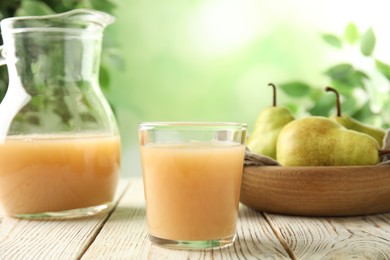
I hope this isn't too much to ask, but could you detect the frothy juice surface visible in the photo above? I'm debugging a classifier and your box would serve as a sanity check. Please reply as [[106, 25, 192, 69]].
[[0, 135, 120, 215], [141, 142, 245, 241]]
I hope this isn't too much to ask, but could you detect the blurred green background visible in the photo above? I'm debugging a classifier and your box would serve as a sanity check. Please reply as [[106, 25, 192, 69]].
[[1, 0, 390, 176], [108, 0, 390, 176]]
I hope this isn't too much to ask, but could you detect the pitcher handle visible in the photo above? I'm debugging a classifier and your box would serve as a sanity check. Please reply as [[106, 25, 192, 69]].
[[0, 46, 6, 66], [0, 44, 31, 144]]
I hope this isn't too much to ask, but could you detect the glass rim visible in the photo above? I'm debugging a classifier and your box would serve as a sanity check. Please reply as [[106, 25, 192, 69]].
[[139, 122, 247, 129]]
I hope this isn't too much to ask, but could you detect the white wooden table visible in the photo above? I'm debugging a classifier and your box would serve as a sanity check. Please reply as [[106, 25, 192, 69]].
[[1, 178, 390, 259]]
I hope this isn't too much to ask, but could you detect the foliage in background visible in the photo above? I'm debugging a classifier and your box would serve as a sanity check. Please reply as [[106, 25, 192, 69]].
[[279, 22, 390, 128], [0, 0, 122, 102]]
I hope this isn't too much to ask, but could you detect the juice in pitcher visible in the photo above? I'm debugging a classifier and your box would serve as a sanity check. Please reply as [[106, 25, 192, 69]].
[[0, 134, 120, 218]]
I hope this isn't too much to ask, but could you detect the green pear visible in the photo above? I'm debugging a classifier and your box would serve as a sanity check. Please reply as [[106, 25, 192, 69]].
[[247, 83, 294, 159], [276, 116, 381, 166], [326, 86, 385, 147]]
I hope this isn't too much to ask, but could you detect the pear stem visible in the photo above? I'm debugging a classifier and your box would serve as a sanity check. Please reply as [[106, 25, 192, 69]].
[[379, 150, 390, 156], [268, 83, 277, 107], [325, 86, 342, 117]]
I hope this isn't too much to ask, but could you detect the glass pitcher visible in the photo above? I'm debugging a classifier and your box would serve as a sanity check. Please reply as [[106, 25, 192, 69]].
[[0, 9, 120, 219]]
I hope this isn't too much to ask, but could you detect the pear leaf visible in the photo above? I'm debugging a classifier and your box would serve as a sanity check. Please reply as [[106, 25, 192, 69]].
[[375, 59, 390, 82], [349, 70, 370, 88], [308, 95, 334, 116], [342, 94, 360, 114], [279, 82, 312, 97], [99, 65, 110, 91], [351, 102, 374, 122], [344, 22, 359, 44], [15, 0, 54, 16], [322, 33, 342, 48], [355, 70, 369, 79], [77, 0, 116, 13], [338, 70, 370, 90], [90, 0, 116, 13], [360, 28, 376, 56], [325, 63, 354, 80]]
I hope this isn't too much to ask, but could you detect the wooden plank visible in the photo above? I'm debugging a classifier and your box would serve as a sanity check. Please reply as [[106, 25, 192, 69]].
[[0, 179, 130, 259], [82, 178, 290, 259], [264, 212, 390, 259]]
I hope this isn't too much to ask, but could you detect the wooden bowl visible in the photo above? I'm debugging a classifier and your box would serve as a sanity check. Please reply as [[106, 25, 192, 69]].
[[240, 165, 390, 216]]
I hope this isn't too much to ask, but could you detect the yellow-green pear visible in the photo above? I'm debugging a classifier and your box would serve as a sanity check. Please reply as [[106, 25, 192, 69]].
[[326, 86, 385, 147], [247, 83, 294, 159], [276, 116, 381, 166]]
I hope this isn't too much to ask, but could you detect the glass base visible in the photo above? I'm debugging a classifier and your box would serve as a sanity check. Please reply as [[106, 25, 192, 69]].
[[12, 202, 112, 220], [148, 234, 236, 250]]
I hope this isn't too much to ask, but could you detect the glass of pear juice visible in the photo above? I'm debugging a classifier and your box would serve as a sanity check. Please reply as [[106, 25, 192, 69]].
[[139, 122, 247, 250]]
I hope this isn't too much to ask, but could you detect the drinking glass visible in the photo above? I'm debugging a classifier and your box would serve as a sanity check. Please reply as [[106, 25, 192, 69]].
[[139, 122, 247, 249]]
